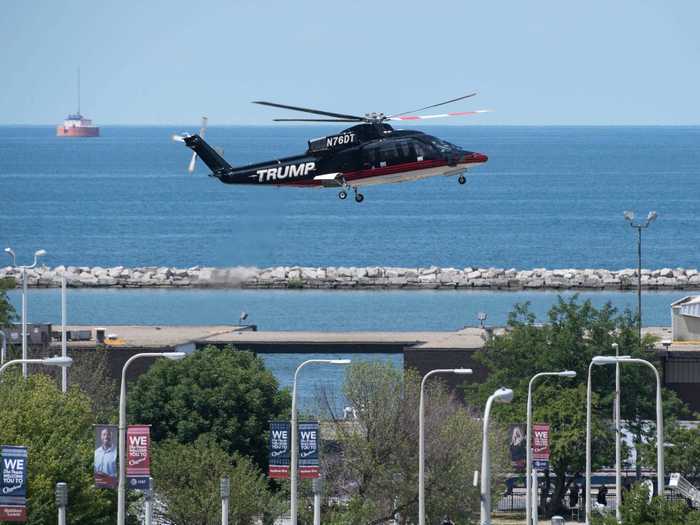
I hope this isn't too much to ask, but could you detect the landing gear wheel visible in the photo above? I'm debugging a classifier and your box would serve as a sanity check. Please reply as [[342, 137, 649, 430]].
[[458, 175, 466, 185], [338, 190, 348, 200], [355, 193, 364, 203]]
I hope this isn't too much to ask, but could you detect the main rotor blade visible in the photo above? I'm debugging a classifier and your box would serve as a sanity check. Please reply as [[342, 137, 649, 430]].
[[253, 101, 363, 121], [273, 118, 363, 122], [387, 92, 478, 118], [386, 109, 491, 121]]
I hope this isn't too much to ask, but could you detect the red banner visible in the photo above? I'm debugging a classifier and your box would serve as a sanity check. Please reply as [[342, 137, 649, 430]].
[[126, 425, 150, 490], [0, 506, 27, 522], [532, 423, 550, 469]]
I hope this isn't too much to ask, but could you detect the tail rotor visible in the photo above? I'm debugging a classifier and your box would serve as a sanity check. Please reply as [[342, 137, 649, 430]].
[[187, 117, 208, 174]]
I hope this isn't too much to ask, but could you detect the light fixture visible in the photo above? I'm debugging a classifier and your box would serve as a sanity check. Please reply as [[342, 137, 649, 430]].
[[493, 387, 514, 403]]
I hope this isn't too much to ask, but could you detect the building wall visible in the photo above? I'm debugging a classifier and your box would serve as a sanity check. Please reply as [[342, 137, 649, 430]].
[[672, 308, 700, 341], [403, 347, 487, 400]]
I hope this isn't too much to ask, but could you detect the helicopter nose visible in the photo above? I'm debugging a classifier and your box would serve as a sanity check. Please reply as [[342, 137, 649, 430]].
[[463, 152, 488, 164]]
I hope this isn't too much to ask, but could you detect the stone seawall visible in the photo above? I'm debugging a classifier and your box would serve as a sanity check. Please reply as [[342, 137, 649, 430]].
[[2, 265, 700, 291]]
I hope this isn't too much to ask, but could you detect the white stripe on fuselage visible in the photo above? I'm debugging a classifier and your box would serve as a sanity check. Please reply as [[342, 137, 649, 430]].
[[344, 161, 485, 188]]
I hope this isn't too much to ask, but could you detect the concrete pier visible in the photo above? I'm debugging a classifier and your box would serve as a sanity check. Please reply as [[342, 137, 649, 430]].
[[2, 265, 700, 291]]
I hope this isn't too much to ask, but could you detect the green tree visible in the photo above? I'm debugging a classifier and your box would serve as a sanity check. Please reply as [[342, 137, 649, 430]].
[[467, 296, 688, 517], [0, 277, 17, 355], [0, 373, 115, 524], [151, 437, 284, 525], [128, 346, 291, 470], [315, 361, 508, 525], [592, 483, 700, 525], [641, 424, 700, 482]]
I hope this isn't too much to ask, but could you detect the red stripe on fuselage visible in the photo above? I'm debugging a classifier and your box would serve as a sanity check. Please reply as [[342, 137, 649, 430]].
[[283, 159, 450, 187]]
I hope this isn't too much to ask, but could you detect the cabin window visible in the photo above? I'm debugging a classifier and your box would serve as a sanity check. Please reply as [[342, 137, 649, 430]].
[[416, 139, 440, 160], [361, 144, 379, 168]]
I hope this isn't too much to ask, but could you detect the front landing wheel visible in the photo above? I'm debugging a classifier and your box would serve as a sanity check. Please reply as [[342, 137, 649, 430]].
[[458, 175, 466, 185], [355, 193, 364, 203], [339, 190, 348, 200]]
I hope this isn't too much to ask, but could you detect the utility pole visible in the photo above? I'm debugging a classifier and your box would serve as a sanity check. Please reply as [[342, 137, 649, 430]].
[[220, 477, 230, 525], [312, 477, 322, 525], [55, 482, 68, 525], [623, 210, 657, 349]]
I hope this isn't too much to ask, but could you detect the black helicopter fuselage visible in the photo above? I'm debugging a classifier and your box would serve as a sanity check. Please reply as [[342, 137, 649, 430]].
[[182, 123, 488, 190]]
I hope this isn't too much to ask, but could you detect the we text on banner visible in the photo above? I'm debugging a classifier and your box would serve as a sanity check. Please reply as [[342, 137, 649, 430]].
[[298, 421, 320, 479], [532, 423, 550, 470], [126, 425, 151, 490], [0, 445, 28, 522], [268, 421, 291, 479]]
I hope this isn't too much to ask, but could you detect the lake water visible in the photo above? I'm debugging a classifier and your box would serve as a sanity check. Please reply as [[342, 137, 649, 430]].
[[2, 125, 699, 269]]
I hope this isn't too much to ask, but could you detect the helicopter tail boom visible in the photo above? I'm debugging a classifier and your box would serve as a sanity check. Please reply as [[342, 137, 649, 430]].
[[181, 134, 232, 175]]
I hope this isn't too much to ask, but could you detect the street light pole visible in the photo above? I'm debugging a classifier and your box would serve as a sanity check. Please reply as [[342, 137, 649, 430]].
[[585, 359, 596, 525], [290, 359, 351, 525], [526, 371, 576, 525], [220, 476, 230, 525], [586, 355, 663, 525], [480, 387, 514, 525], [613, 343, 621, 524], [0, 329, 6, 365], [418, 368, 473, 525], [4, 247, 46, 378], [619, 357, 664, 496], [61, 275, 68, 393], [0, 356, 73, 377], [117, 352, 186, 525], [623, 211, 657, 347]]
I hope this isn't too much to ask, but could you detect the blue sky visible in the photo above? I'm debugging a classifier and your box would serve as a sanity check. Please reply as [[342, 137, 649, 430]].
[[1, 1, 699, 125]]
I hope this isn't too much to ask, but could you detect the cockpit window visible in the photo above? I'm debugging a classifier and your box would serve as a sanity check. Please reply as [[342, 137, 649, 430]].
[[430, 138, 458, 153]]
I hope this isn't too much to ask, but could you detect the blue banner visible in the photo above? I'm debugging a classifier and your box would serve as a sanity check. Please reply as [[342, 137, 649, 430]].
[[298, 421, 320, 478], [0, 445, 28, 522], [268, 421, 291, 478]]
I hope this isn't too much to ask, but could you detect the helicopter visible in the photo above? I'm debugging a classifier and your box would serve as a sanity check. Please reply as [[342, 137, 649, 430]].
[[172, 93, 489, 203]]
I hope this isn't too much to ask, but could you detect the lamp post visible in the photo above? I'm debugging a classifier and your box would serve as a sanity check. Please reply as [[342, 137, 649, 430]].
[[0, 356, 73, 377], [55, 482, 68, 525], [290, 359, 351, 525], [419, 368, 473, 525], [612, 343, 621, 524], [4, 247, 47, 378], [480, 387, 514, 525], [220, 476, 230, 525], [585, 356, 663, 525], [526, 371, 576, 525], [0, 329, 6, 365], [117, 352, 186, 525], [623, 210, 657, 347], [61, 275, 68, 392]]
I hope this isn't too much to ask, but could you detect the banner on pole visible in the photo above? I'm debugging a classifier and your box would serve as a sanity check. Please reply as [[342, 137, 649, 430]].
[[126, 425, 151, 490], [94, 425, 118, 489], [268, 421, 291, 479], [298, 421, 320, 479], [0, 445, 28, 522], [532, 423, 550, 470], [508, 424, 526, 470]]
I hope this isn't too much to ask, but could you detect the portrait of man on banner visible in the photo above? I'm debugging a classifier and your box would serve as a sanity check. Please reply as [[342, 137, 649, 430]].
[[508, 424, 526, 469], [94, 425, 118, 488]]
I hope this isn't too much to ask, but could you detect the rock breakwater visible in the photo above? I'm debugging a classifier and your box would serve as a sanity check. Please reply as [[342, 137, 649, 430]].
[[1, 266, 699, 291]]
